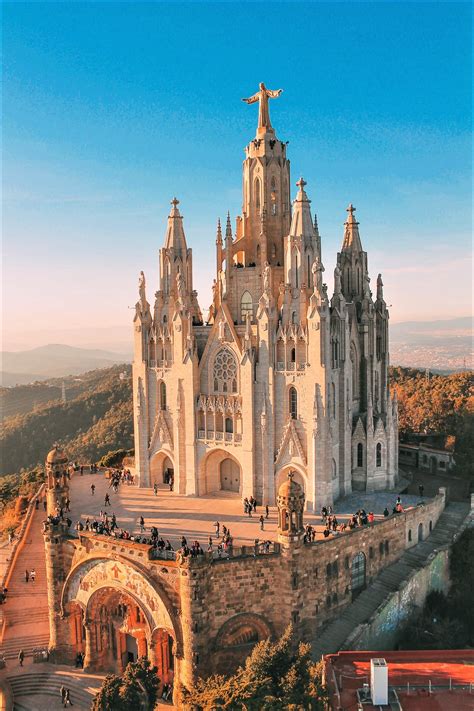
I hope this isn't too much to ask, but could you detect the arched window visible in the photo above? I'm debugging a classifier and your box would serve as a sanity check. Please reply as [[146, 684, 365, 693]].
[[240, 291, 253, 323], [331, 382, 336, 418], [256, 244, 261, 259], [376, 443, 382, 467], [290, 347, 296, 363], [408, 529, 412, 542], [332, 459, 337, 480], [213, 349, 238, 393], [351, 553, 366, 597], [255, 178, 261, 211], [357, 443, 363, 468], [160, 382, 167, 410], [289, 387, 298, 419], [225, 417, 233, 433]]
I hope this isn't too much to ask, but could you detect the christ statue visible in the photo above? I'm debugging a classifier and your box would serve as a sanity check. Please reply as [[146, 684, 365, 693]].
[[242, 83, 283, 130]]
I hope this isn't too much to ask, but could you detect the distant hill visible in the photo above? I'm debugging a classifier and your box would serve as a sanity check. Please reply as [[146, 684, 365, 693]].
[[0, 365, 133, 476], [0, 344, 131, 386]]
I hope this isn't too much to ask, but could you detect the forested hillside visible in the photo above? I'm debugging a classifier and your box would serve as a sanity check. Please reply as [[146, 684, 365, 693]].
[[391, 367, 473, 475], [0, 365, 133, 476]]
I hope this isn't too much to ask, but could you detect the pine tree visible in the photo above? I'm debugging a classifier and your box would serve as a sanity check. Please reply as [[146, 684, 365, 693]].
[[181, 625, 328, 710]]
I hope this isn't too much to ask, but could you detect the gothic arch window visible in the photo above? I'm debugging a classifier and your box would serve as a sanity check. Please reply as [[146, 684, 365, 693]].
[[332, 459, 337, 480], [331, 383, 336, 418], [357, 442, 363, 468], [213, 349, 238, 393], [350, 343, 359, 399], [289, 387, 298, 419], [375, 372, 380, 408], [290, 347, 296, 363], [254, 178, 261, 211], [376, 442, 382, 467], [240, 291, 253, 323], [256, 244, 261, 259], [160, 381, 167, 410], [225, 417, 233, 433]]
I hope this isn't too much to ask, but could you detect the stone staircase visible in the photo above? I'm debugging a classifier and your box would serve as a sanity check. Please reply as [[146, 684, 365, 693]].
[[5, 667, 103, 710], [0, 507, 50, 662], [311, 502, 470, 659], [1, 634, 51, 661]]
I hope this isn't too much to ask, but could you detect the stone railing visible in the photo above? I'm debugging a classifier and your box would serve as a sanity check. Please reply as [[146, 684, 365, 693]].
[[196, 430, 242, 444], [276, 362, 305, 372]]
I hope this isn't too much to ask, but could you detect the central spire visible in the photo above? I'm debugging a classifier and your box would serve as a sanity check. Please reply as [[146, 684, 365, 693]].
[[242, 82, 283, 136]]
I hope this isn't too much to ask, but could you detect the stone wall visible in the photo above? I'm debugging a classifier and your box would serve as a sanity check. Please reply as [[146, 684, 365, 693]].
[[52, 493, 446, 692], [189, 493, 446, 677], [342, 547, 450, 651]]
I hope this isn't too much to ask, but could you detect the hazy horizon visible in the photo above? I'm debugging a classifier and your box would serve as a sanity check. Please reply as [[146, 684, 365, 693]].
[[3, 3, 472, 351]]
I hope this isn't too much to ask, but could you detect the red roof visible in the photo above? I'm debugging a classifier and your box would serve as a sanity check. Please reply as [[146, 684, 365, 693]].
[[324, 649, 474, 711]]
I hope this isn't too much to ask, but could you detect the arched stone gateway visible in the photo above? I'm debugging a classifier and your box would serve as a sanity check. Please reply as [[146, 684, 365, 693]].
[[61, 557, 182, 690], [213, 613, 273, 673]]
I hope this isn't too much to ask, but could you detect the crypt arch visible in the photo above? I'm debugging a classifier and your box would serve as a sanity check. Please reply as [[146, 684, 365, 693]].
[[198, 449, 242, 496], [61, 555, 183, 678], [213, 612, 273, 673]]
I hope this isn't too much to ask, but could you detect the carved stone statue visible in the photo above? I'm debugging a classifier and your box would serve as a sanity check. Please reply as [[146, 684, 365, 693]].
[[218, 318, 225, 341], [377, 273, 384, 301], [334, 265, 342, 294], [220, 270, 227, 300], [242, 83, 283, 130], [263, 261, 271, 293], [311, 258, 324, 294], [138, 271, 146, 303], [176, 271, 186, 301]]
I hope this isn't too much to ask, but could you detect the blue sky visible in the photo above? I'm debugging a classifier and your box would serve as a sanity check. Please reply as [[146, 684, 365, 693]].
[[3, 1, 472, 351]]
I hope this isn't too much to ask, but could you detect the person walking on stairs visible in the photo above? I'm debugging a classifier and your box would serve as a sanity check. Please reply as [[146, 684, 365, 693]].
[[25, 569, 29, 583], [18, 649, 24, 666], [64, 688, 73, 707]]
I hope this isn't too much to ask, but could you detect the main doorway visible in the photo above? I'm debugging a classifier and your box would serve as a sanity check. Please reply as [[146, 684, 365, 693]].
[[220, 458, 240, 492]]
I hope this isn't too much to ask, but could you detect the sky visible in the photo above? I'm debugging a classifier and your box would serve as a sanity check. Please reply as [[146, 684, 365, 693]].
[[2, 1, 472, 352]]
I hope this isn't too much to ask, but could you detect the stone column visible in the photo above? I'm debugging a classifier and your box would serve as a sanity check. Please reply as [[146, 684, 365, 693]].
[[43, 521, 75, 664], [82, 622, 93, 671]]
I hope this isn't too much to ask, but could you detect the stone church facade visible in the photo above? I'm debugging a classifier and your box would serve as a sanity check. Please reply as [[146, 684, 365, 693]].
[[132, 85, 398, 511]]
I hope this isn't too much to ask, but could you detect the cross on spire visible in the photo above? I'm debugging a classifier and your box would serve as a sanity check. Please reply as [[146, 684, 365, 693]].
[[296, 177, 307, 190], [346, 203, 356, 216], [171, 197, 180, 207]]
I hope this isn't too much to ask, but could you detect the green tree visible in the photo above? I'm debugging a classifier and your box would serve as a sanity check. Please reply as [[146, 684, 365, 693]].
[[181, 625, 327, 710], [91, 657, 160, 711]]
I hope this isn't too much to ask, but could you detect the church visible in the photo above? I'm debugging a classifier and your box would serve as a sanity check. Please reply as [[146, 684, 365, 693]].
[[132, 83, 398, 511]]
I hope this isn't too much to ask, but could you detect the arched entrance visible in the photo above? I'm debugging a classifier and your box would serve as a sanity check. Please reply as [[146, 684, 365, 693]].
[[61, 557, 182, 695], [213, 613, 273, 674], [220, 458, 240, 492], [351, 552, 366, 600], [150, 451, 174, 488], [198, 450, 242, 495], [86, 586, 150, 672]]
